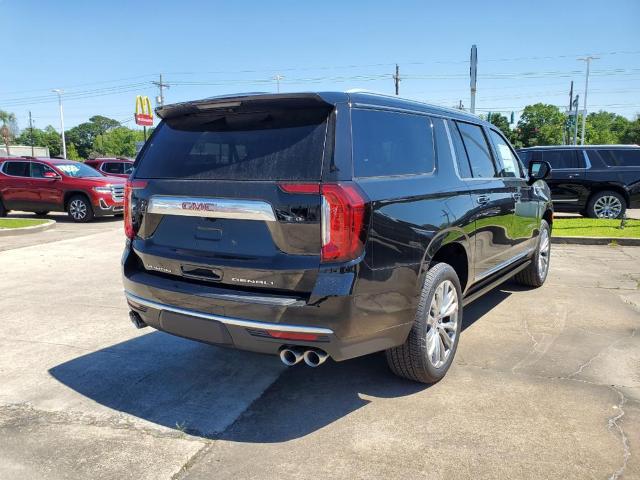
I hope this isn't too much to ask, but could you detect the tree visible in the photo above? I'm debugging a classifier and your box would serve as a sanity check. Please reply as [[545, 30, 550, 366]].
[[621, 116, 640, 145], [585, 111, 630, 144], [93, 127, 145, 157], [65, 115, 120, 159], [516, 103, 565, 147], [487, 112, 511, 135], [15, 125, 63, 157], [0, 110, 18, 156]]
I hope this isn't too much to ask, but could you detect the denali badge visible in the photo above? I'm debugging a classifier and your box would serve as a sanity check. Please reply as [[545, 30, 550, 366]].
[[182, 201, 215, 212], [231, 277, 275, 286], [146, 264, 172, 274]]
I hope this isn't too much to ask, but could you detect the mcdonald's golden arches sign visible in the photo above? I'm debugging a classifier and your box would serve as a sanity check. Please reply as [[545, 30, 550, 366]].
[[134, 96, 153, 126]]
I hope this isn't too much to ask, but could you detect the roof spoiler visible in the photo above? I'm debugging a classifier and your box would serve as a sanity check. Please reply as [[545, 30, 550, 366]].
[[156, 92, 336, 120]]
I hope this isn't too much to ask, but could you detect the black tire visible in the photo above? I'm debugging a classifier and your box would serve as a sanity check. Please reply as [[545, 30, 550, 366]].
[[34, 211, 50, 216], [586, 190, 626, 219], [67, 195, 94, 223], [0, 198, 6, 217], [513, 219, 551, 288], [386, 263, 463, 383]]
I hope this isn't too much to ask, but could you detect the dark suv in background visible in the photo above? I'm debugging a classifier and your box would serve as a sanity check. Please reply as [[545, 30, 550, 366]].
[[517, 145, 640, 218], [122, 92, 553, 383]]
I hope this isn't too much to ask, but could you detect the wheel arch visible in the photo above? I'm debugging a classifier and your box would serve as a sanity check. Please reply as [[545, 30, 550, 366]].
[[587, 185, 630, 208], [63, 190, 92, 210], [419, 228, 472, 295]]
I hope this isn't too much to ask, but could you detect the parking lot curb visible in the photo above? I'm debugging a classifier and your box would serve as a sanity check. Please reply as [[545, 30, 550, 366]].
[[552, 235, 640, 246], [0, 220, 56, 237]]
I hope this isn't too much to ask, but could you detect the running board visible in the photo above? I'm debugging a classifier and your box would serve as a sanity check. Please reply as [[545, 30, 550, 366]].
[[462, 260, 531, 306]]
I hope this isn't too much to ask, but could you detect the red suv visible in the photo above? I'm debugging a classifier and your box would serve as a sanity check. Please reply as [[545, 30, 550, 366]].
[[0, 157, 125, 222], [84, 157, 134, 178]]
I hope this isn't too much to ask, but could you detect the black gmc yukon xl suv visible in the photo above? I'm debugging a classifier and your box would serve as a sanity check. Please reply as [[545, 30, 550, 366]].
[[517, 145, 640, 219], [122, 92, 553, 383]]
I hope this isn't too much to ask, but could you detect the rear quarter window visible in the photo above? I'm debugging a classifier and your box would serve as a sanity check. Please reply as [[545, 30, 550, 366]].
[[351, 109, 435, 177], [596, 149, 640, 167]]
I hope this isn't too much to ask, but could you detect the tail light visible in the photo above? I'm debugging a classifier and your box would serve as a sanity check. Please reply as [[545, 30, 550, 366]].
[[279, 182, 368, 263], [124, 179, 147, 239]]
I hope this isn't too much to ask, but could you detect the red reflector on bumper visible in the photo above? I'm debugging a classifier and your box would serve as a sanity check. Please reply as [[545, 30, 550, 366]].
[[267, 331, 319, 341]]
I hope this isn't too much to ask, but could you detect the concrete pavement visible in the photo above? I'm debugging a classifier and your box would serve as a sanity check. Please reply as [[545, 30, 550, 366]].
[[0, 223, 638, 479]]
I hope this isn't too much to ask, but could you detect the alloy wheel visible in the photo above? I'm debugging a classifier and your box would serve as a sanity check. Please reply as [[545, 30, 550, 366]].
[[593, 195, 622, 218], [69, 199, 87, 220], [426, 280, 459, 368], [538, 227, 550, 279]]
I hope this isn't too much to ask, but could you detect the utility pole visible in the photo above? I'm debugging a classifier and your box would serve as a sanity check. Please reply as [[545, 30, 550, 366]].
[[393, 64, 401, 95], [152, 74, 170, 107], [565, 80, 574, 144], [573, 94, 580, 146], [28, 111, 35, 157], [470, 44, 478, 114], [273, 74, 284, 93], [577, 56, 598, 145], [51, 89, 66, 159]]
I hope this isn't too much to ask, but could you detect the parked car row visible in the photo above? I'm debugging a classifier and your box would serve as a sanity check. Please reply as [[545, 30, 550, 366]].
[[0, 157, 133, 222]]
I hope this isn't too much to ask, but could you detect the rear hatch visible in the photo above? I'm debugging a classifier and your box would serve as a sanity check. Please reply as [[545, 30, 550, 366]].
[[128, 95, 335, 296]]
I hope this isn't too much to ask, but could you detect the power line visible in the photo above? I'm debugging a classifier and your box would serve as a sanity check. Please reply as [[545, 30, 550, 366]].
[[3, 48, 639, 98]]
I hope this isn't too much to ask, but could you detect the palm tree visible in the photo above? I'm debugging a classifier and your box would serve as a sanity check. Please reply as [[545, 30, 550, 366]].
[[0, 110, 17, 156]]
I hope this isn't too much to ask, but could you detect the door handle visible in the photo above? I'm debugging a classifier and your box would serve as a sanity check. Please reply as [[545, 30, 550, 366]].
[[568, 174, 581, 178], [476, 195, 490, 205]]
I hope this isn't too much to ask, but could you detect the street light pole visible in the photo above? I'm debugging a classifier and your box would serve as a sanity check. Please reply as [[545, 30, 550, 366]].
[[51, 89, 66, 158], [577, 56, 598, 145], [273, 74, 284, 93]]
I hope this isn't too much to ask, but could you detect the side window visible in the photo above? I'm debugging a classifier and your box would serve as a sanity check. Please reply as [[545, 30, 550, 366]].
[[123, 163, 134, 175], [448, 120, 472, 178], [541, 150, 583, 169], [30, 162, 57, 178], [3, 161, 30, 177], [351, 109, 435, 177], [597, 149, 640, 167], [455, 121, 497, 178], [488, 129, 522, 178], [103, 162, 123, 174]]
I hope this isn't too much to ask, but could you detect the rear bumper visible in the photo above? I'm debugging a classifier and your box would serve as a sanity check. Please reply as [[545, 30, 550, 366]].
[[122, 250, 413, 361]]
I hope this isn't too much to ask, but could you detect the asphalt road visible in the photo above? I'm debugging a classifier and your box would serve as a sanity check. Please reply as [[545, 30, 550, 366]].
[[0, 219, 638, 479]]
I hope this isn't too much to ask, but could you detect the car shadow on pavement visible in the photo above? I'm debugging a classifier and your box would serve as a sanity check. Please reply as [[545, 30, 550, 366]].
[[48, 287, 511, 441], [8, 212, 122, 224]]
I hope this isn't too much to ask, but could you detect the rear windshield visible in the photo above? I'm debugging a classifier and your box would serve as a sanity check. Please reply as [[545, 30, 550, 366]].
[[135, 108, 331, 180]]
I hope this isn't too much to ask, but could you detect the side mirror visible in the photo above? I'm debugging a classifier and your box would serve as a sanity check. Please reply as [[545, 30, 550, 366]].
[[43, 171, 61, 180], [527, 160, 551, 185]]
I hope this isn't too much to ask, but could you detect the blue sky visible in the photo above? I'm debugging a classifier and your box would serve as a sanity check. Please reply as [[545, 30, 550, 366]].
[[3, 0, 639, 131]]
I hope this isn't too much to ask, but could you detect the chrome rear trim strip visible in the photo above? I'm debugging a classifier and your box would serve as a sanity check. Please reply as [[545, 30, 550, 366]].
[[124, 291, 334, 335], [147, 195, 276, 222]]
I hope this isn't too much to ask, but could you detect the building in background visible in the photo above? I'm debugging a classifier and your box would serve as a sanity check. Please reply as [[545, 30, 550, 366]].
[[0, 145, 50, 157]]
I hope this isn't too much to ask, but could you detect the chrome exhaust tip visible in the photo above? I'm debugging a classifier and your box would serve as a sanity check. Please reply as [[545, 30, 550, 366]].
[[129, 310, 147, 329], [303, 349, 328, 367], [279, 347, 304, 366]]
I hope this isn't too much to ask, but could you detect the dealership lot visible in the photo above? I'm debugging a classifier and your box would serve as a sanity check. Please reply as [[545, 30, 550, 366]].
[[0, 222, 638, 479]]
